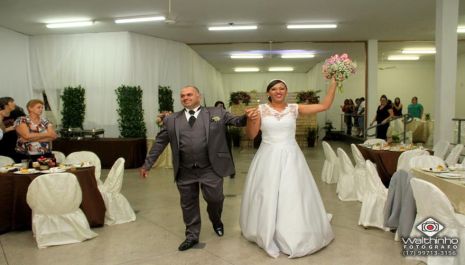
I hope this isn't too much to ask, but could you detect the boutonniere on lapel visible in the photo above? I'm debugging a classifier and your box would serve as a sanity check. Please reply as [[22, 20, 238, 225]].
[[211, 116, 221, 122]]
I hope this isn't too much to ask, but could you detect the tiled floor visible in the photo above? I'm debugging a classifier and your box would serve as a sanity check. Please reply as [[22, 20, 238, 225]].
[[0, 141, 422, 265]]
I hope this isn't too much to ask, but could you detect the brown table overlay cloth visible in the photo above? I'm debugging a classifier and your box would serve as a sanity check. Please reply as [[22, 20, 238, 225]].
[[53, 138, 147, 169], [0, 167, 105, 234]]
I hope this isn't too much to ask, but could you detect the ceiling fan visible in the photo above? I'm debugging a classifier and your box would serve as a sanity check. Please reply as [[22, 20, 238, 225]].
[[378, 53, 397, 70]]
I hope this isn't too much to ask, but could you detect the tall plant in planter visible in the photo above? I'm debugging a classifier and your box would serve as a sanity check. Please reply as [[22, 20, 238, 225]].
[[116, 85, 147, 138], [158, 85, 174, 112], [61, 85, 86, 129]]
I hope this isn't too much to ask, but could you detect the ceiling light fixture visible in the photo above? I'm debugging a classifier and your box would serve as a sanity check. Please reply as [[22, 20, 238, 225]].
[[230, 54, 263, 59], [281, 53, 315, 59], [208, 25, 258, 31], [115, 16, 166, 24], [268, 67, 294, 72], [234, 67, 260, 72], [46, 21, 94, 28], [387, 55, 420, 61], [402, 48, 436, 54], [457, 26, 465, 33], [286, 24, 337, 29]]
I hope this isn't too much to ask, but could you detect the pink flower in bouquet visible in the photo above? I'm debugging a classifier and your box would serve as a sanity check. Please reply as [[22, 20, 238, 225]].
[[322, 53, 357, 92]]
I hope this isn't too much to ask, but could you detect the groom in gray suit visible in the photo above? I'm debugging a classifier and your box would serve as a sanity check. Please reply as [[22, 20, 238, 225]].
[[140, 85, 255, 251]]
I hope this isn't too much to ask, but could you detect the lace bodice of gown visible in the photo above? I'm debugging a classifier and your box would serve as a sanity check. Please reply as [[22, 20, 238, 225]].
[[259, 103, 298, 144]]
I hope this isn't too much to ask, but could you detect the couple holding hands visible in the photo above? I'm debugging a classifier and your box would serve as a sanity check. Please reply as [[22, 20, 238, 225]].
[[140, 78, 337, 258]]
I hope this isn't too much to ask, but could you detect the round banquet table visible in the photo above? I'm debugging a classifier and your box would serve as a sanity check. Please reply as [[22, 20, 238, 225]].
[[0, 166, 105, 234], [356, 145, 405, 188]]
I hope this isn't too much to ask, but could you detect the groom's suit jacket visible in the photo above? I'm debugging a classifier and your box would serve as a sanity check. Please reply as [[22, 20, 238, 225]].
[[143, 107, 247, 180]]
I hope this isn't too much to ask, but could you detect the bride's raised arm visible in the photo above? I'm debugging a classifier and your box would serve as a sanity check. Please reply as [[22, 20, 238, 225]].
[[298, 78, 337, 115]]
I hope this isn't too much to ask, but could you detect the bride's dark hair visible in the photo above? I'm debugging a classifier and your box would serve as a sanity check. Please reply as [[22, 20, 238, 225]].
[[266, 80, 288, 102]]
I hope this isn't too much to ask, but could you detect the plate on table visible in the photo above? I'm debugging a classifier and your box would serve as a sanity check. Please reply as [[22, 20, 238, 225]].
[[0, 166, 18, 173], [436, 172, 465, 179], [421, 167, 449, 173], [13, 169, 39, 174], [40, 167, 66, 173]]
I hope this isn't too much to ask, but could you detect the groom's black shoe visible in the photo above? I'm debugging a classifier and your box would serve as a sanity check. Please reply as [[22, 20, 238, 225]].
[[178, 238, 198, 251], [213, 224, 224, 237]]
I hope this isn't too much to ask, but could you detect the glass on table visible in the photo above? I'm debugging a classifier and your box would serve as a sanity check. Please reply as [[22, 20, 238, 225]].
[[20, 159, 29, 170]]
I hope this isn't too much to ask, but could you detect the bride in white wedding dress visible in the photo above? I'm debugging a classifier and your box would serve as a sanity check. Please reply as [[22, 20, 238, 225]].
[[240, 79, 337, 258]]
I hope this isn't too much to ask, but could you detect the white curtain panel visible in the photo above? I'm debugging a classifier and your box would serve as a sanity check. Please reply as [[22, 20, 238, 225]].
[[29, 32, 224, 137], [0, 27, 32, 107]]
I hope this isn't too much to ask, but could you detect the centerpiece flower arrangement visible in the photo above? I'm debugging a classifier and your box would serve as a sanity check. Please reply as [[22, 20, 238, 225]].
[[322, 54, 357, 92], [36, 156, 56, 170]]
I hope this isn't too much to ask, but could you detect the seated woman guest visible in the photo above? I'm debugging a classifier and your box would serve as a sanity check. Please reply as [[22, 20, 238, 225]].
[[14, 99, 57, 161]]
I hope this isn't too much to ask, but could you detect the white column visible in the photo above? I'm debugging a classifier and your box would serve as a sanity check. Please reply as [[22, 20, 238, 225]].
[[434, 0, 458, 144], [367, 40, 378, 136]]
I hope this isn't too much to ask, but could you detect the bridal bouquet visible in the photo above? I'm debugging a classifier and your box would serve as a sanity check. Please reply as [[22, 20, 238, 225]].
[[322, 54, 357, 92]]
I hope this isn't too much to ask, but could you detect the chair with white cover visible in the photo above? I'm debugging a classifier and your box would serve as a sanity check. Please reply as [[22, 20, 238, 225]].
[[363, 138, 387, 145], [445, 144, 464, 166], [52, 151, 66, 164], [98, 158, 136, 225], [351, 144, 367, 202], [0, 155, 14, 167], [336, 148, 358, 201], [396, 149, 429, 172], [26, 173, 97, 248], [432, 140, 450, 160], [409, 155, 446, 170], [358, 160, 389, 230], [65, 151, 102, 186], [410, 178, 465, 265], [321, 141, 339, 184]]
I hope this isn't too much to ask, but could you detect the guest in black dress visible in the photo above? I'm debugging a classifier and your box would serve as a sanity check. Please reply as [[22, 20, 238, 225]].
[[370, 95, 393, 140], [392, 97, 403, 117]]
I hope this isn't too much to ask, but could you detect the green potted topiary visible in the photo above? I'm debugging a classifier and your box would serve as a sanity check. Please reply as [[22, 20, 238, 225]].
[[229, 91, 251, 106], [158, 85, 174, 112], [296, 90, 321, 104], [61, 85, 86, 129], [116, 85, 147, 138]]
